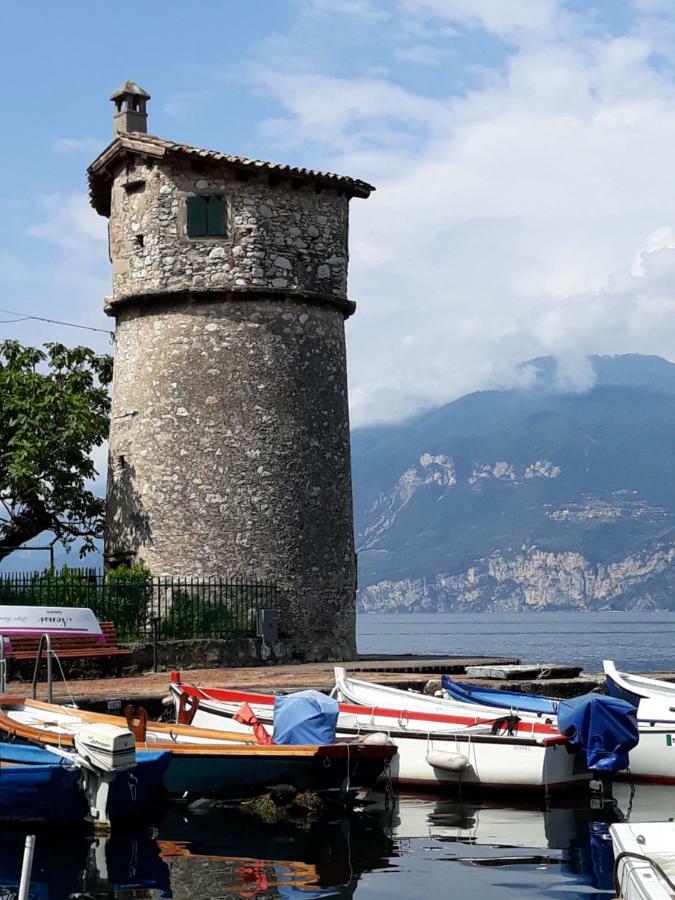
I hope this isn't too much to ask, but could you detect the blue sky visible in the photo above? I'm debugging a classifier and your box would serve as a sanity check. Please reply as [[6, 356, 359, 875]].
[[2, 0, 675, 426]]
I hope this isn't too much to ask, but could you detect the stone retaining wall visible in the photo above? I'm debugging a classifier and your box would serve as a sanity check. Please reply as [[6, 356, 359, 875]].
[[129, 637, 292, 672]]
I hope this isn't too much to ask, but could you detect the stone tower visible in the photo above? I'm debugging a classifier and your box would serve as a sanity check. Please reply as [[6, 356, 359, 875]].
[[88, 83, 374, 660]]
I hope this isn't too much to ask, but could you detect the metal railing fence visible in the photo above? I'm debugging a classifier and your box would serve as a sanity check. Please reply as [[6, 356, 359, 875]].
[[0, 570, 277, 642]]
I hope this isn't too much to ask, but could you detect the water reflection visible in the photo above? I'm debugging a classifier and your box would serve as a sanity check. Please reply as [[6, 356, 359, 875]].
[[0, 784, 673, 898]]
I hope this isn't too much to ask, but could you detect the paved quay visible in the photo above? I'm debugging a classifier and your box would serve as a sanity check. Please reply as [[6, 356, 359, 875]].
[[9, 655, 520, 708], [12, 655, 675, 712]]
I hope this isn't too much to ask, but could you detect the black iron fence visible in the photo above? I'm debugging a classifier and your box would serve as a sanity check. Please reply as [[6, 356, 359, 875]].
[[0, 570, 277, 642]]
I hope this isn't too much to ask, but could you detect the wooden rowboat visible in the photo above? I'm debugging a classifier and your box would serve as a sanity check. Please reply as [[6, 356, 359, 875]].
[[0, 697, 396, 801]]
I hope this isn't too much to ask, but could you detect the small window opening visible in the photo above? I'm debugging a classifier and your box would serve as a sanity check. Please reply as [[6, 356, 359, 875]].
[[117, 454, 126, 470], [134, 234, 144, 249], [124, 179, 145, 195], [186, 194, 226, 237]]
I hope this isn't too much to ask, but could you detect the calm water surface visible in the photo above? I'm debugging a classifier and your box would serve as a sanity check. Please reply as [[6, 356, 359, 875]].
[[6, 784, 667, 898], [357, 610, 675, 672]]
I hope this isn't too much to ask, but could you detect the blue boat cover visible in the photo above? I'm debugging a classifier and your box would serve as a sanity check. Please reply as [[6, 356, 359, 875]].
[[557, 694, 639, 773], [441, 675, 559, 715], [273, 691, 338, 746]]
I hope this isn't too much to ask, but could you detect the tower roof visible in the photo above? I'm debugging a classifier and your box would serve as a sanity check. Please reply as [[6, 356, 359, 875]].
[[110, 80, 151, 101], [87, 132, 375, 216]]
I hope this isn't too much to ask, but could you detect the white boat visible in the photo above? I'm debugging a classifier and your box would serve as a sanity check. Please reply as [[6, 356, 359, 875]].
[[334, 666, 557, 723], [611, 822, 675, 900], [337, 667, 675, 787], [604, 661, 675, 712], [169, 676, 592, 795], [368, 663, 674, 785]]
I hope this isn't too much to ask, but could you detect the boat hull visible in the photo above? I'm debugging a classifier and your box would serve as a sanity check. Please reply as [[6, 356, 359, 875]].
[[611, 822, 675, 900], [0, 744, 169, 824], [171, 684, 586, 793], [163, 745, 390, 798]]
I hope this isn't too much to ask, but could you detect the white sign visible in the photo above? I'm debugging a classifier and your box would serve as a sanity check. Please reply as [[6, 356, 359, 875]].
[[0, 607, 104, 642]]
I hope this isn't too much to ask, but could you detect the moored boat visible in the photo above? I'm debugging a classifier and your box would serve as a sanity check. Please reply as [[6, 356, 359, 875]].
[[604, 661, 675, 711], [610, 821, 675, 900], [169, 676, 595, 795], [439, 669, 675, 785], [0, 697, 395, 801], [0, 738, 169, 826]]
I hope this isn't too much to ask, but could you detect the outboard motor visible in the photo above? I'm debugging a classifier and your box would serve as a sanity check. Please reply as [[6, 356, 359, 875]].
[[557, 694, 639, 803], [73, 724, 137, 830]]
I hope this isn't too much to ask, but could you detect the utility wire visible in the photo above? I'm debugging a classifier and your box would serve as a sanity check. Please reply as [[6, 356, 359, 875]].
[[0, 307, 113, 336]]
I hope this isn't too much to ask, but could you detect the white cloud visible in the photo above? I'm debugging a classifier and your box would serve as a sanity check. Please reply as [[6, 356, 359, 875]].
[[0, 193, 111, 352], [54, 136, 104, 156], [397, 0, 565, 37], [240, 1, 675, 424]]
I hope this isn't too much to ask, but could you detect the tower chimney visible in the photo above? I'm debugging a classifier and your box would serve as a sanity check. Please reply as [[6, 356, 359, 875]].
[[110, 81, 150, 135]]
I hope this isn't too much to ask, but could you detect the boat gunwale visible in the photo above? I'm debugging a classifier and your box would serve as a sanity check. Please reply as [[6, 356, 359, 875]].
[[172, 682, 560, 737]]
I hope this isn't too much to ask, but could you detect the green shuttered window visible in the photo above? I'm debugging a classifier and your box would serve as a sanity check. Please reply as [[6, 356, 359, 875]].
[[186, 194, 226, 237]]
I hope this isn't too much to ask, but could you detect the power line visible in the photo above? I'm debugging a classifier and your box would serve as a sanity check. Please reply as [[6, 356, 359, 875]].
[[0, 307, 113, 336]]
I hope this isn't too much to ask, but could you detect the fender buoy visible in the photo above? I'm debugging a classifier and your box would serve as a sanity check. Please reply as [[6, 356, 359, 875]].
[[426, 750, 470, 772]]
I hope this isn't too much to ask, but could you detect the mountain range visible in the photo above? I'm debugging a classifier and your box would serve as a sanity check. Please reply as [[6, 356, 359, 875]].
[[352, 354, 675, 612]]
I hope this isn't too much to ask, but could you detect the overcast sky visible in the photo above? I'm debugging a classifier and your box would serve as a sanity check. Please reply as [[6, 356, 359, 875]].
[[2, 0, 675, 427]]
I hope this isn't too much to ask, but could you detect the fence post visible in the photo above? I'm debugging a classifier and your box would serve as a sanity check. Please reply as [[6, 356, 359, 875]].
[[152, 616, 160, 673]]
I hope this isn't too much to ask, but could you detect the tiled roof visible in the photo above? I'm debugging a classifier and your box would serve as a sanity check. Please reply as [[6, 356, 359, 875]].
[[87, 133, 375, 215]]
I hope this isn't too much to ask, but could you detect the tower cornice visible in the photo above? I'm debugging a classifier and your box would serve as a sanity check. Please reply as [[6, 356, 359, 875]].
[[88, 133, 375, 217], [104, 287, 357, 320]]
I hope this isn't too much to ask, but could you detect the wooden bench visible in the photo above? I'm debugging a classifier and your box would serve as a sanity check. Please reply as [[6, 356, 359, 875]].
[[4, 622, 131, 661]]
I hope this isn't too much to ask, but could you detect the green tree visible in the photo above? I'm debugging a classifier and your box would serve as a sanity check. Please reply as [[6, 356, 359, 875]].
[[0, 340, 113, 562]]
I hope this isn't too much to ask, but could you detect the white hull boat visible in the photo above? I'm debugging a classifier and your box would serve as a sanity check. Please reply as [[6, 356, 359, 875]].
[[169, 676, 592, 794], [386, 663, 675, 785], [611, 822, 675, 900], [334, 666, 557, 724], [604, 661, 675, 717]]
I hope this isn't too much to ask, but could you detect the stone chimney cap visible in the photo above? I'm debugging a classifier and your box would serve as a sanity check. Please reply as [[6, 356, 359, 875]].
[[110, 80, 151, 101]]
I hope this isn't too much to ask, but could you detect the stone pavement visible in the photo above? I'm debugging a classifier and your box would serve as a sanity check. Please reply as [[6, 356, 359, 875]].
[[4, 653, 640, 710], [9, 655, 520, 706]]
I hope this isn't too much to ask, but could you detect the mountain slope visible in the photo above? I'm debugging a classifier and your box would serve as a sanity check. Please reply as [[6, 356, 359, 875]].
[[352, 355, 675, 612]]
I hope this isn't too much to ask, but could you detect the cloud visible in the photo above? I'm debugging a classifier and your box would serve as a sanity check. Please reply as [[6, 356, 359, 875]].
[[27, 193, 107, 252], [237, 0, 675, 425], [0, 193, 111, 352], [53, 136, 104, 156], [397, 0, 565, 38]]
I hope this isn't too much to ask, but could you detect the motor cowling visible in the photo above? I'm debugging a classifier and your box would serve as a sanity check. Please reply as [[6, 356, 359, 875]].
[[74, 724, 136, 773]]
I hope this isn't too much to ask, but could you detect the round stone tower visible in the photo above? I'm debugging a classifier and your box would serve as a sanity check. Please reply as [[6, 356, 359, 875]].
[[88, 82, 374, 660]]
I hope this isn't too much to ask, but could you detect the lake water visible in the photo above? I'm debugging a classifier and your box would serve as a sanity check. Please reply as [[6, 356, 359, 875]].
[[357, 610, 675, 672], [5, 782, 670, 898]]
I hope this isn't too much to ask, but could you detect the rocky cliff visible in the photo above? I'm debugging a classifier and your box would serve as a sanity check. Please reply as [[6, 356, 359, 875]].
[[352, 355, 675, 612]]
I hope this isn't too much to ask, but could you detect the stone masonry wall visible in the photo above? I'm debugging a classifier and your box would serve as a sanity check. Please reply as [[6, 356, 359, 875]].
[[108, 158, 350, 305], [106, 298, 357, 660]]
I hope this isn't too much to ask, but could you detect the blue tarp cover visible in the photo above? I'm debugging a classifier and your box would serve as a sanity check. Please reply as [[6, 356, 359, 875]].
[[557, 694, 639, 773], [0, 744, 170, 823], [441, 675, 559, 715], [273, 691, 339, 746]]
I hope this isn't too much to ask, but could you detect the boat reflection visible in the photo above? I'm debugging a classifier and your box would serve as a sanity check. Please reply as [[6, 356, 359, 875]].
[[155, 802, 394, 897], [0, 784, 671, 898]]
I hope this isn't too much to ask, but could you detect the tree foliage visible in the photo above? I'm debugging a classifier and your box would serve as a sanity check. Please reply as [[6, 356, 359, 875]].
[[0, 340, 113, 562]]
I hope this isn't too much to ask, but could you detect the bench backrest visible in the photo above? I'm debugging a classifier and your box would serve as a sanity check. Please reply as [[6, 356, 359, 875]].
[[1, 621, 119, 654]]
